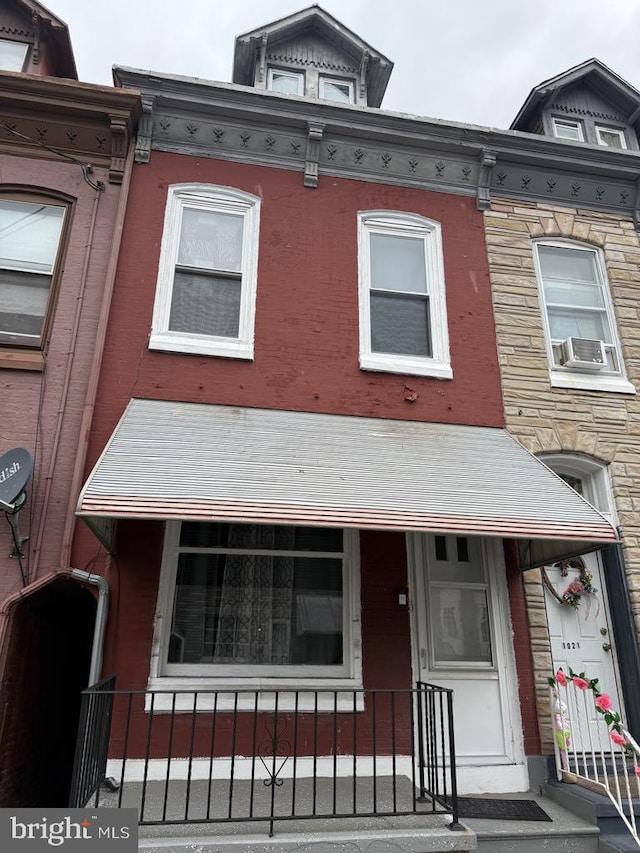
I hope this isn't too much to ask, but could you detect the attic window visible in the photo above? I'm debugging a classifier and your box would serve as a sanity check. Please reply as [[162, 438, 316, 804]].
[[319, 76, 355, 104], [552, 118, 584, 141], [0, 38, 28, 72], [267, 68, 304, 96], [595, 126, 627, 149]]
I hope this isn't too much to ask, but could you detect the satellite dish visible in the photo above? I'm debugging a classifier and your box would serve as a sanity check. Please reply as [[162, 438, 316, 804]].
[[0, 448, 33, 511]]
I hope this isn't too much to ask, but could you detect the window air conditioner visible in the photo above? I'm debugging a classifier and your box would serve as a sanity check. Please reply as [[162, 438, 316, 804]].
[[559, 336, 606, 370]]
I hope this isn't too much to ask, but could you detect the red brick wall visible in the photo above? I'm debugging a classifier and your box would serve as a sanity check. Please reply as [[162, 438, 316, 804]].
[[504, 540, 540, 755], [83, 154, 503, 476]]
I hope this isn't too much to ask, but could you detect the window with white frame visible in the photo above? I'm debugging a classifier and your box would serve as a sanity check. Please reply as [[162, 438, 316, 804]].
[[357, 212, 452, 378], [150, 185, 260, 359], [552, 118, 584, 141], [319, 76, 354, 104], [534, 241, 633, 393], [267, 68, 304, 95], [154, 522, 360, 683], [595, 125, 627, 149], [0, 196, 67, 349]]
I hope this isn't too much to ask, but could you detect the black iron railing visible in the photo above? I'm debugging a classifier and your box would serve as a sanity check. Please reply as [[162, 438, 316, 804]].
[[69, 684, 460, 835], [68, 674, 116, 808]]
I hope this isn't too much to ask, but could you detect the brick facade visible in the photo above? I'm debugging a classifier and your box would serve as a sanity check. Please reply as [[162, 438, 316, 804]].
[[484, 199, 640, 750]]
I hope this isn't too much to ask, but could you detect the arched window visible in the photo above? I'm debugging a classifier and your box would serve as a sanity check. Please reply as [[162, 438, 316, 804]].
[[0, 190, 71, 353], [357, 211, 451, 378], [539, 452, 615, 521], [150, 184, 261, 360]]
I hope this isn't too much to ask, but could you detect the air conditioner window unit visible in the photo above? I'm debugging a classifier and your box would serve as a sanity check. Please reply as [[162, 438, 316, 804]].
[[559, 336, 606, 370]]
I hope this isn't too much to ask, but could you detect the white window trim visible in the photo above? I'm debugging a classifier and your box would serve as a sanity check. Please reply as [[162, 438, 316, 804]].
[[357, 211, 452, 379], [533, 239, 635, 395], [319, 76, 355, 104], [552, 118, 584, 141], [538, 452, 617, 525], [595, 125, 628, 149], [150, 184, 260, 359], [267, 67, 304, 95], [148, 522, 363, 705]]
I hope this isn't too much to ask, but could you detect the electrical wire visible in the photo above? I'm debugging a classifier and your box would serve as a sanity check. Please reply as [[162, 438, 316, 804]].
[[0, 122, 106, 192]]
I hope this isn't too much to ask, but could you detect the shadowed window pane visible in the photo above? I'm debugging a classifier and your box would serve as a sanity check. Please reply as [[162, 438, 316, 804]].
[[169, 273, 241, 337], [371, 292, 431, 356]]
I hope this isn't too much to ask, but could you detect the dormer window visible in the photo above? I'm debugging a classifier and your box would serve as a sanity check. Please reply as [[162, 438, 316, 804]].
[[267, 68, 304, 96], [319, 76, 355, 104], [0, 38, 28, 72], [595, 125, 627, 149], [552, 118, 584, 141]]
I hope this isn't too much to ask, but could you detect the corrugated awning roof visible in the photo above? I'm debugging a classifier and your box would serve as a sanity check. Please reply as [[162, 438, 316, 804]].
[[77, 399, 617, 569]]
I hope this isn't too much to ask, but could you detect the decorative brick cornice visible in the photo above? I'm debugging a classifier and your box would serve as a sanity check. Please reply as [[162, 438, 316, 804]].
[[0, 72, 140, 183], [115, 66, 640, 225]]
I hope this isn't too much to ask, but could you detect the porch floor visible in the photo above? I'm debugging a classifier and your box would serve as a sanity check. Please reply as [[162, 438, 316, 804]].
[[96, 781, 601, 852]]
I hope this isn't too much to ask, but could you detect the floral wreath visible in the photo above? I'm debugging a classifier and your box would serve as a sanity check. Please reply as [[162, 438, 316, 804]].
[[542, 557, 599, 612], [549, 667, 640, 773]]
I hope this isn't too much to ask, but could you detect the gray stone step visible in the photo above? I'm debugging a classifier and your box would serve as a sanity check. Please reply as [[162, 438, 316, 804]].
[[545, 779, 640, 839], [599, 834, 640, 853]]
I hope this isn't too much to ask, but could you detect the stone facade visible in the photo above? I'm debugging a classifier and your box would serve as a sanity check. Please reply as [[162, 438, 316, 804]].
[[484, 199, 640, 751]]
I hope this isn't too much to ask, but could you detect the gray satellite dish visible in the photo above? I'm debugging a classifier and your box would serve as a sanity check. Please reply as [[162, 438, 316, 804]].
[[0, 448, 33, 511]]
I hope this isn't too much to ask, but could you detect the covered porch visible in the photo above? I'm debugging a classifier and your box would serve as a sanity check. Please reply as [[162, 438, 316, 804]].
[[72, 400, 617, 841]]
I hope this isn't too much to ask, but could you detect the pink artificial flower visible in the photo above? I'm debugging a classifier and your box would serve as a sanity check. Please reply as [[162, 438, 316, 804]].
[[635, 766, 640, 779], [573, 677, 589, 691], [611, 731, 627, 747], [595, 694, 613, 712], [555, 670, 567, 687]]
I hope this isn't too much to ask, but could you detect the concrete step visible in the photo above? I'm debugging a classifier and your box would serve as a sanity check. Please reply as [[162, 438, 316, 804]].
[[599, 834, 640, 853], [138, 824, 477, 853], [460, 792, 599, 853], [545, 779, 640, 838]]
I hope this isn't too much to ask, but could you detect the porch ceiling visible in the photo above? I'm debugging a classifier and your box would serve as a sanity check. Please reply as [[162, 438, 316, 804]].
[[77, 399, 617, 569]]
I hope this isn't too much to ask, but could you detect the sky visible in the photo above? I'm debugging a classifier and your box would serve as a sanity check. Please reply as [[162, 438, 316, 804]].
[[48, 0, 640, 130]]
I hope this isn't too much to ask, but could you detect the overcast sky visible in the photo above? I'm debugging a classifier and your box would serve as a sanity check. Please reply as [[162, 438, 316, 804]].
[[49, 0, 640, 130]]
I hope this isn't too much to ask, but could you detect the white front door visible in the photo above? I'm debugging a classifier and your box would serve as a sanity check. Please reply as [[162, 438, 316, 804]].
[[409, 533, 528, 794], [544, 551, 623, 750]]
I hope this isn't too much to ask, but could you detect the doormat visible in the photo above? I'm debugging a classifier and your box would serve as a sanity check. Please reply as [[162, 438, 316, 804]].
[[454, 797, 552, 821]]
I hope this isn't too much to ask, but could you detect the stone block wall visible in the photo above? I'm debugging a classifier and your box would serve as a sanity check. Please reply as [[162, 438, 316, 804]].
[[484, 199, 640, 751]]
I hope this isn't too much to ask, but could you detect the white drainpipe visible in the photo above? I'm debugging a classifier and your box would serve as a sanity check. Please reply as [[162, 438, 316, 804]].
[[70, 569, 109, 686]]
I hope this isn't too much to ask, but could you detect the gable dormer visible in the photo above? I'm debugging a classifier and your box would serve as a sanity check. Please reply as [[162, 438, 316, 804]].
[[0, 0, 76, 79], [511, 58, 640, 151], [233, 5, 392, 108]]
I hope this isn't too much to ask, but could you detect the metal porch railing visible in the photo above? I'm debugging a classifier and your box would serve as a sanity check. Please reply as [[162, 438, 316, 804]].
[[70, 682, 461, 836], [551, 677, 640, 848]]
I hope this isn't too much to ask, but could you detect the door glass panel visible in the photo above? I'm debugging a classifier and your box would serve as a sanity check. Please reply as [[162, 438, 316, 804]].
[[429, 535, 484, 583], [434, 535, 447, 561], [429, 587, 492, 664]]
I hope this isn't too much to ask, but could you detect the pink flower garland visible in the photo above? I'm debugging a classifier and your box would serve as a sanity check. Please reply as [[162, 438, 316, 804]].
[[549, 668, 637, 764]]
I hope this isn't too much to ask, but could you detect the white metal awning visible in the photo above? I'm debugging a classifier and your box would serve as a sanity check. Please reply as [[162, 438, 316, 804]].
[[77, 399, 617, 569]]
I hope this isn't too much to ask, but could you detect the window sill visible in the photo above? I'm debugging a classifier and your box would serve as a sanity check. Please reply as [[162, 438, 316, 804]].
[[550, 369, 636, 395], [146, 676, 365, 712], [149, 332, 253, 360], [360, 352, 453, 379], [0, 348, 44, 371]]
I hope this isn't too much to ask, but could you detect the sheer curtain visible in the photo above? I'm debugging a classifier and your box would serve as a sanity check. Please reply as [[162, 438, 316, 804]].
[[214, 525, 295, 664]]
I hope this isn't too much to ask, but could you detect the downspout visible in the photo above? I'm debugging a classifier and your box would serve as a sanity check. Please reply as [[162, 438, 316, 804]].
[[30, 183, 103, 579], [70, 567, 109, 686]]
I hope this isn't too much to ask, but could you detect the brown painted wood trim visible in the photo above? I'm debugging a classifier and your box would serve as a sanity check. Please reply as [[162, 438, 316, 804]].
[[0, 348, 44, 371]]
